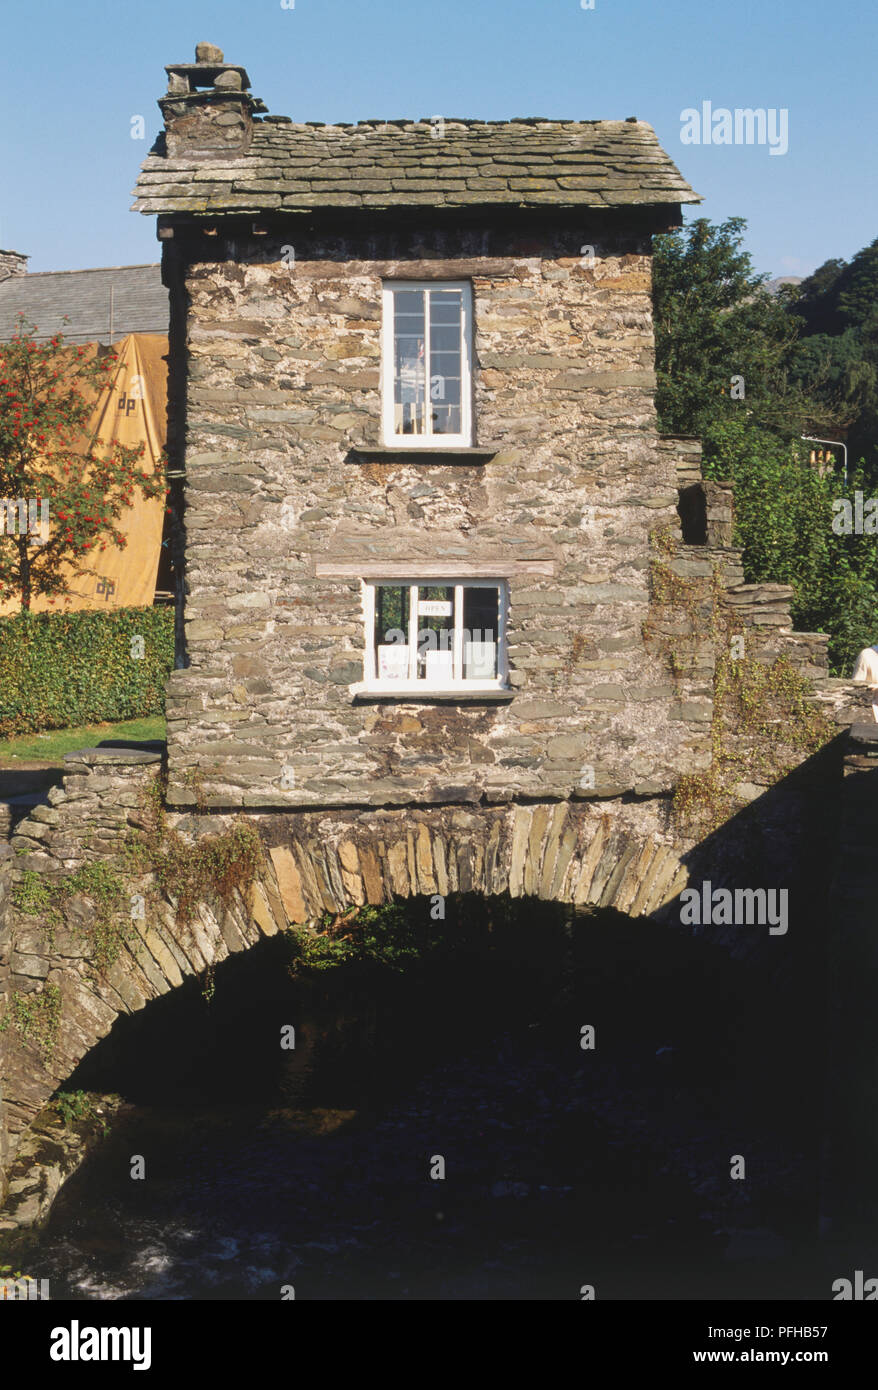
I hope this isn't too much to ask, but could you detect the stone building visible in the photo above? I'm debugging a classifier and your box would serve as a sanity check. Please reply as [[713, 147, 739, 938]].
[[132, 42, 704, 811]]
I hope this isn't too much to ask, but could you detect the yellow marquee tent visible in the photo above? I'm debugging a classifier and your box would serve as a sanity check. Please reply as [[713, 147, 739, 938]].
[[0, 332, 168, 615]]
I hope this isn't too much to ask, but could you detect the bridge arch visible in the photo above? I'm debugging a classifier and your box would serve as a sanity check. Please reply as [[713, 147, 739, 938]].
[[0, 751, 693, 1199]]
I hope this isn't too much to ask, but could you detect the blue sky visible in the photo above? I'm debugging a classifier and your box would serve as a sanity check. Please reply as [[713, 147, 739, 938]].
[[1, 0, 874, 278]]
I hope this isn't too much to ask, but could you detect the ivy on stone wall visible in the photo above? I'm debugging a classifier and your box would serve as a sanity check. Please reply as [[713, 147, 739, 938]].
[[124, 773, 266, 934], [672, 590, 835, 836], [642, 524, 835, 835], [12, 861, 134, 974], [0, 984, 62, 1062]]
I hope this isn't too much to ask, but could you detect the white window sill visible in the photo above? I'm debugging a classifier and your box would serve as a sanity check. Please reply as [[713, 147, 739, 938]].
[[351, 444, 497, 461], [351, 682, 513, 703]]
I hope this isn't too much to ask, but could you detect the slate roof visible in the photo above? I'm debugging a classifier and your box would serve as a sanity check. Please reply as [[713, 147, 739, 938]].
[[132, 117, 700, 217], [0, 265, 168, 345]]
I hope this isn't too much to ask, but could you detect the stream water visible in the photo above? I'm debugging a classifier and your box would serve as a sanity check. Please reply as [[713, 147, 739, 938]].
[[4, 901, 834, 1300]]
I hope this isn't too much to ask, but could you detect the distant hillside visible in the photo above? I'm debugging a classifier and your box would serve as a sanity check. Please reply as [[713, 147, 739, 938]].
[[765, 276, 803, 295]]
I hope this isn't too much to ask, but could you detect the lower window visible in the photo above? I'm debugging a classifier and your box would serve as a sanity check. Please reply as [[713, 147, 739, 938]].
[[361, 580, 508, 692]]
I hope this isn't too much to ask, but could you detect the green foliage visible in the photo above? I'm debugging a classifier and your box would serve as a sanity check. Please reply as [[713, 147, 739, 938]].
[[702, 419, 878, 673], [125, 777, 265, 933], [0, 1267, 38, 1284], [641, 527, 707, 684], [701, 419, 828, 589], [653, 218, 878, 676], [10, 772, 265, 1001], [790, 330, 878, 436], [63, 862, 131, 973], [0, 605, 173, 736], [0, 984, 62, 1062], [794, 239, 878, 339], [671, 575, 835, 836], [288, 902, 457, 975], [788, 239, 878, 464], [11, 869, 54, 916], [639, 527, 835, 834], [653, 217, 808, 440], [52, 1089, 96, 1127], [674, 647, 834, 836], [12, 859, 132, 974]]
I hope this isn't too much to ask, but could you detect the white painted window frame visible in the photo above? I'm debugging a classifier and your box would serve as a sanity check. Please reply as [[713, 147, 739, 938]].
[[381, 280, 473, 448], [357, 578, 508, 695]]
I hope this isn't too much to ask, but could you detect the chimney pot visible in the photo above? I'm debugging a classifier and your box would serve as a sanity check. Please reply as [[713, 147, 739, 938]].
[[158, 50, 260, 157]]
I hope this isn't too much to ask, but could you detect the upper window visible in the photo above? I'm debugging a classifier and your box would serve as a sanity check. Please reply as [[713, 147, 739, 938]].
[[381, 281, 473, 447], [360, 579, 507, 693]]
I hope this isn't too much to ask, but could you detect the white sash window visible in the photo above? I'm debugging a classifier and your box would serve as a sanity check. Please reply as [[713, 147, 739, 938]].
[[382, 282, 473, 447], [361, 580, 507, 693]]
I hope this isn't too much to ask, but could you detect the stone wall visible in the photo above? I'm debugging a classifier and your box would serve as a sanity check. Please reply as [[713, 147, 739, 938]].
[[165, 216, 710, 810], [0, 749, 161, 1196]]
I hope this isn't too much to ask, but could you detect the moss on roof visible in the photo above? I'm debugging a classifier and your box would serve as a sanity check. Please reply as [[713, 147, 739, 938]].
[[132, 116, 700, 217]]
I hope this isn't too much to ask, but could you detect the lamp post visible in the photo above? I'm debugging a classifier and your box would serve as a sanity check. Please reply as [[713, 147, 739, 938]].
[[802, 435, 848, 485]]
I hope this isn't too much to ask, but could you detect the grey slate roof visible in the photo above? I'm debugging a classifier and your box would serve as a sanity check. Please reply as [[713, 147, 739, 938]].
[[0, 265, 168, 345], [132, 117, 700, 217]]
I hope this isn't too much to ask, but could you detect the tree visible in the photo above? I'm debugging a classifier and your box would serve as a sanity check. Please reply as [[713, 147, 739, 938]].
[[653, 218, 878, 674], [789, 240, 878, 470], [790, 258, 846, 337], [788, 330, 878, 440], [653, 216, 808, 442], [0, 319, 165, 610]]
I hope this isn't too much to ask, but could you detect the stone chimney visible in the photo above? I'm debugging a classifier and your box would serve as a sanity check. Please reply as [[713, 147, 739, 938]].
[[0, 250, 28, 283], [159, 42, 266, 158]]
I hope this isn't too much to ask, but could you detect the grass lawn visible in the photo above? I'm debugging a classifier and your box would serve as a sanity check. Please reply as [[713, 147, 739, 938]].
[[0, 716, 166, 765]]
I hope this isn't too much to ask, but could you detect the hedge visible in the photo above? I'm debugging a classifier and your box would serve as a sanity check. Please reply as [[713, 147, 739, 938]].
[[0, 606, 174, 737]]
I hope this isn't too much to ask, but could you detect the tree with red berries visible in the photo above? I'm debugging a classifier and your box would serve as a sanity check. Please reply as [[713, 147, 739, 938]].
[[0, 318, 165, 610]]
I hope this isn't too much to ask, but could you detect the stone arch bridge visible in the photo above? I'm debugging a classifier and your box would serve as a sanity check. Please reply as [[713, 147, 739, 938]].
[[0, 661, 874, 1229], [0, 744, 699, 1199]]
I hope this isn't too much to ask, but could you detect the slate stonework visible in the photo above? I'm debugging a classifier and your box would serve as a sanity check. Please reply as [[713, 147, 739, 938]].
[[160, 223, 714, 808]]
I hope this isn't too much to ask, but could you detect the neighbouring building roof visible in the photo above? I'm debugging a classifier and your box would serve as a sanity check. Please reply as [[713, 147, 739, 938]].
[[0, 264, 168, 345], [132, 117, 701, 218]]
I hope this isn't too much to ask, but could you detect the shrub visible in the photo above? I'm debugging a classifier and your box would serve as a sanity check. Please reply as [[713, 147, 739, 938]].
[[0, 605, 173, 736]]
